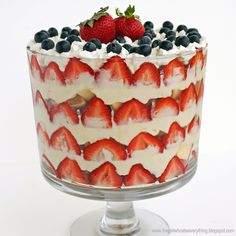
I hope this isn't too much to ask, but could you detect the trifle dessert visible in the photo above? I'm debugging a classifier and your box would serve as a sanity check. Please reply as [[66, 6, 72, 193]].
[[27, 5, 207, 189]]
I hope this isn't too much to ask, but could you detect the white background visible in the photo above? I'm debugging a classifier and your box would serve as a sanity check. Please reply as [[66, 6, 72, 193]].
[[0, 0, 236, 235]]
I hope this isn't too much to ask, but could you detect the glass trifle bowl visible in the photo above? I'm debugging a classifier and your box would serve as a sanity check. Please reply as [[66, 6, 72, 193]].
[[27, 44, 207, 235]]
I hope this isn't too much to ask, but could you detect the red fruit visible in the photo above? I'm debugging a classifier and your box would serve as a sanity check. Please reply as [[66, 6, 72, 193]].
[[42, 154, 60, 178], [81, 97, 112, 128], [114, 98, 151, 125], [30, 55, 43, 81], [84, 138, 127, 161], [127, 132, 163, 156], [152, 97, 179, 118], [35, 90, 49, 112], [163, 59, 187, 86], [89, 162, 122, 187], [197, 80, 204, 102], [50, 102, 79, 124], [180, 83, 197, 111], [36, 123, 50, 145], [57, 157, 88, 184], [159, 156, 185, 183], [133, 63, 160, 87], [124, 164, 156, 186], [80, 7, 116, 43], [43, 62, 65, 85], [64, 58, 94, 83], [115, 5, 145, 41], [188, 117, 200, 134], [163, 122, 185, 149], [189, 50, 204, 69], [50, 127, 81, 155], [95, 56, 132, 85]]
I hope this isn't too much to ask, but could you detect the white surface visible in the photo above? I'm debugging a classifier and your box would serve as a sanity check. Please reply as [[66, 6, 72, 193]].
[[0, 0, 236, 235]]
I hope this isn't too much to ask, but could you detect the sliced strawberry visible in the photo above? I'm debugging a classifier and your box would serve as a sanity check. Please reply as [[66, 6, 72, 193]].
[[81, 97, 112, 128], [124, 164, 156, 186], [114, 98, 151, 125], [84, 139, 127, 161], [189, 50, 204, 69], [42, 154, 60, 178], [64, 58, 94, 83], [163, 122, 185, 149], [30, 55, 43, 81], [133, 63, 160, 87], [152, 97, 179, 118], [163, 59, 187, 86], [127, 132, 163, 156], [57, 157, 88, 184], [180, 83, 197, 111], [36, 123, 50, 145], [89, 162, 122, 187], [197, 80, 204, 103], [50, 127, 81, 155], [43, 62, 65, 85], [188, 117, 200, 135], [159, 156, 185, 183], [50, 102, 79, 124], [35, 90, 49, 112], [95, 56, 132, 85]]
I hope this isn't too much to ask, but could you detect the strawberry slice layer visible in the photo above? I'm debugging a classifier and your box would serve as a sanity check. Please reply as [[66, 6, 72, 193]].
[[36, 123, 50, 145], [30, 55, 43, 81], [84, 139, 127, 161], [50, 127, 81, 155], [50, 102, 79, 124], [114, 98, 151, 125], [133, 63, 160, 87], [81, 97, 112, 128], [95, 56, 132, 85], [197, 80, 204, 103], [188, 117, 200, 135], [152, 97, 179, 118], [180, 83, 197, 111], [164, 122, 186, 149], [163, 59, 186, 86], [124, 164, 156, 186], [89, 162, 122, 187], [35, 90, 49, 112], [159, 156, 185, 183], [128, 132, 163, 156], [189, 50, 204, 69], [43, 62, 65, 84], [64, 58, 94, 83]]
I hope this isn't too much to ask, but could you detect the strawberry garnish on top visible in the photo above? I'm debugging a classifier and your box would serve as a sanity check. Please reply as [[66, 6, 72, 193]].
[[124, 164, 156, 186], [64, 58, 94, 84], [163, 59, 187, 86], [89, 162, 122, 187], [81, 97, 112, 128], [127, 132, 163, 156], [152, 97, 179, 119], [180, 83, 197, 111], [133, 63, 160, 87], [95, 56, 132, 85], [115, 5, 145, 41], [30, 55, 43, 81], [43, 62, 65, 85], [80, 7, 116, 44], [84, 138, 127, 161], [159, 156, 185, 183], [114, 98, 151, 125]]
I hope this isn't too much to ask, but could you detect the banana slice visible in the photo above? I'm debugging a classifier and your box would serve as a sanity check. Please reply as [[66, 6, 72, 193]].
[[111, 102, 122, 110], [177, 143, 193, 160], [67, 95, 86, 109], [172, 89, 181, 100], [78, 89, 95, 101]]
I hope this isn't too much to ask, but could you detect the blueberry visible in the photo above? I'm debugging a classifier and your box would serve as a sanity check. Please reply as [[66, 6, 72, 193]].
[[145, 29, 156, 38], [159, 40, 173, 51], [152, 39, 161, 48], [159, 27, 170, 34], [188, 35, 200, 43], [56, 40, 71, 53], [187, 31, 201, 38], [34, 31, 48, 43], [83, 42, 97, 52], [62, 27, 72, 34], [67, 35, 81, 44], [144, 32, 153, 39], [144, 21, 154, 29], [48, 27, 58, 37], [107, 42, 122, 54], [163, 21, 174, 30], [60, 31, 69, 39], [69, 29, 80, 36], [138, 44, 152, 56], [166, 35, 176, 42], [176, 24, 188, 32], [41, 39, 55, 50], [166, 30, 176, 37], [123, 44, 133, 53], [175, 36, 190, 47], [90, 38, 102, 49], [116, 35, 126, 43], [138, 36, 152, 45], [130, 47, 140, 54], [187, 28, 199, 34], [40, 30, 49, 37]]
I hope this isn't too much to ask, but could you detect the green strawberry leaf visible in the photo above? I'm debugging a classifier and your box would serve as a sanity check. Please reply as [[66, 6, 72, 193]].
[[115, 5, 140, 19]]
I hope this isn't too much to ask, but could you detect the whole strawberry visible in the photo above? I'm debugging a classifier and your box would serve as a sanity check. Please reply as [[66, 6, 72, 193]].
[[80, 7, 116, 44], [115, 5, 145, 41]]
